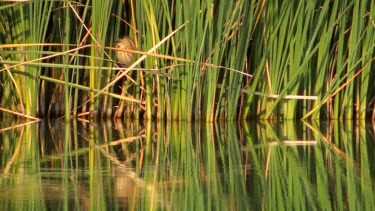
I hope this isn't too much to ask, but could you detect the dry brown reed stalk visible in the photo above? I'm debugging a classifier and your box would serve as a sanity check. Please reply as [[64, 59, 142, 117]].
[[0, 106, 40, 120], [0, 118, 40, 133]]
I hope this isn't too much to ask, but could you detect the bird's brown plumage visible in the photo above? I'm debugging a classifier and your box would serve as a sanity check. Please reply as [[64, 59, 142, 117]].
[[115, 36, 136, 67]]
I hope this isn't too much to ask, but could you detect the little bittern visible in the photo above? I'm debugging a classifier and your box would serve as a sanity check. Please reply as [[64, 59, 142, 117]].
[[115, 36, 136, 67]]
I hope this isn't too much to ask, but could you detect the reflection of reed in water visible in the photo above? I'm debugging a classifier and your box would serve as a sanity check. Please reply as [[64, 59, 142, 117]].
[[114, 165, 144, 200], [115, 36, 136, 67]]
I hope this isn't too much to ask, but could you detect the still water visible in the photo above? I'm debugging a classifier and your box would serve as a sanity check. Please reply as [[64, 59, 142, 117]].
[[0, 118, 374, 210]]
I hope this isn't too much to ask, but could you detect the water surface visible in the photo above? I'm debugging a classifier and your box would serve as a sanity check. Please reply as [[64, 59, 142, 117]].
[[0, 119, 374, 210]]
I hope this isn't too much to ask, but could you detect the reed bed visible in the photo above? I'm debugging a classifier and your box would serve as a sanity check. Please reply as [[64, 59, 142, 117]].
[[0, 0, 375, 120]]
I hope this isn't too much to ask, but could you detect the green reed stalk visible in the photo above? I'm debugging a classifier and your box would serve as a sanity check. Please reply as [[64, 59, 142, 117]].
[[223, 0, 257, 120], [343, 2, 361, 120], [64, 0, 71, 120], [310, 0, 338, 119], [285, 2, 308, 119], [159, 1, 175, 121], [254, 0, 292, 119], [199, 1, 216, 121], [215, 1, 240, 120], [332, 2, 348, 119], [112, 0, 127, 119], [138, 0, 155, 120], [90, 0, 113, 118], [356, 0, 374, 119], [72, 1, 90, 117]]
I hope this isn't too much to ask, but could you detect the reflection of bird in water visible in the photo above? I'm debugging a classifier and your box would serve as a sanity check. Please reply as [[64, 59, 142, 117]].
[[115, 36, 136, 67]]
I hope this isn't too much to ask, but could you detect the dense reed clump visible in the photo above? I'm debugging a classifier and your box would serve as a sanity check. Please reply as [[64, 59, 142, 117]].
[[0, 0, 375, 121]]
